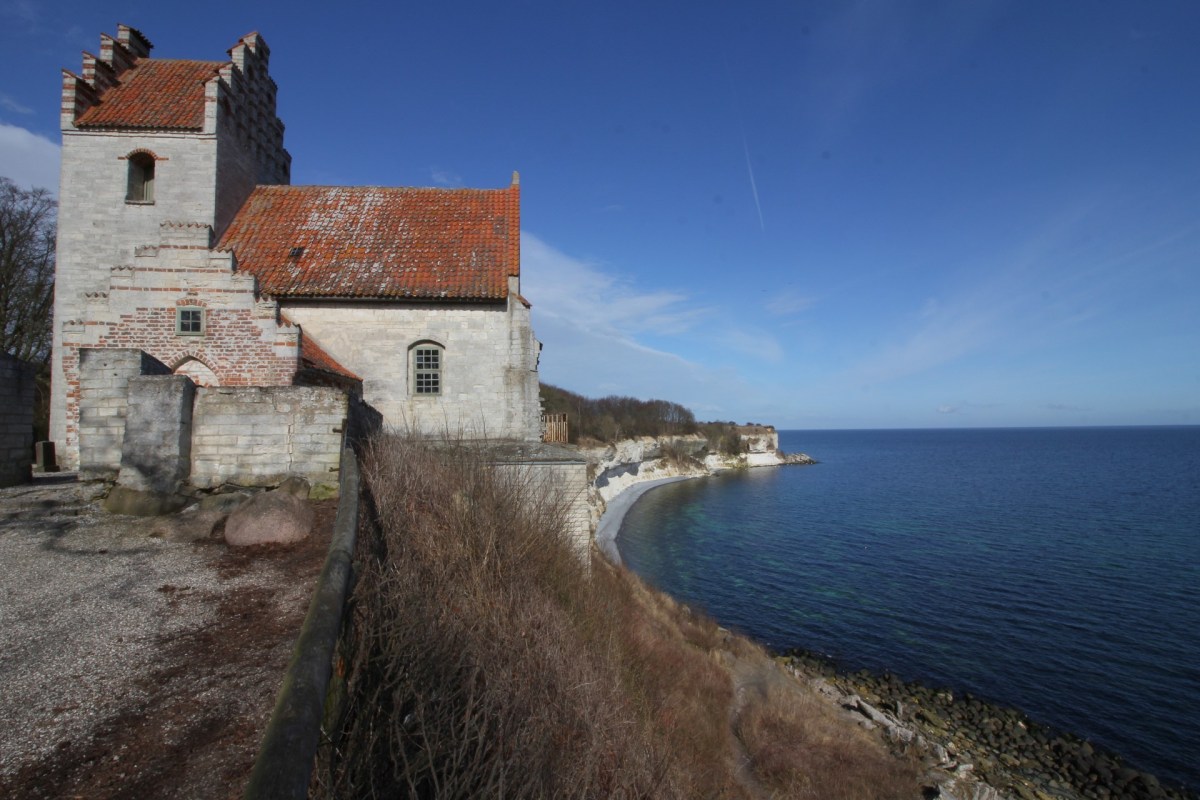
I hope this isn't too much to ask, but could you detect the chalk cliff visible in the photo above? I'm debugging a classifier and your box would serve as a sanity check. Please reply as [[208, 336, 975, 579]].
[[581, 427, 815, 540]]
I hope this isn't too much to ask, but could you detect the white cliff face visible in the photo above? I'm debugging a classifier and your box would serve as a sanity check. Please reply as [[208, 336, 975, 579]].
[[584, 428, 816, 561], [582, 428, 813, 521], [581, 434, 709, 506]]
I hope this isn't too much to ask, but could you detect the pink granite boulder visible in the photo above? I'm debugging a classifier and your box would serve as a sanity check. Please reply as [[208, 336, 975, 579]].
[[223, 487, 314, 547]]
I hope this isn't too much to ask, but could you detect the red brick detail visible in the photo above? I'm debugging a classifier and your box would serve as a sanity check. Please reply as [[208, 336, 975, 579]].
[[59, 306, 300, 455]]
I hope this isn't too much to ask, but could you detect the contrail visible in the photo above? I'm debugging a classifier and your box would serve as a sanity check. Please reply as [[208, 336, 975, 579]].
[[741, 130, 765, 232], [723, 51, 765, 232]]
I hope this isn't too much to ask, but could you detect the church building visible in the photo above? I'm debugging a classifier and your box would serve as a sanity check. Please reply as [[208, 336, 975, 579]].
[[50, 25, 542, 469]]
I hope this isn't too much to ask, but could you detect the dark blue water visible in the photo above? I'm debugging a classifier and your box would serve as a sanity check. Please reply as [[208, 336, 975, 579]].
[[617, 427, 1200, 792]]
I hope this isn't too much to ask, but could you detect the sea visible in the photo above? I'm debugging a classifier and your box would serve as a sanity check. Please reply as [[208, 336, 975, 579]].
[[615, 427, 1200, 793]]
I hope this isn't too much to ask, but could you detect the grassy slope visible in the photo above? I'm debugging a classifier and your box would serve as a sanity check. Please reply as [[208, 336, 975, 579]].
[[314, 435, 921, 799]]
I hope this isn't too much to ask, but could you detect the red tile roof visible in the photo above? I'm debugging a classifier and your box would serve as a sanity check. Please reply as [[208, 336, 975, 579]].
[[75, 59, 221, 130], [218, 184, 520, 300], [297, 329, 361, 382]]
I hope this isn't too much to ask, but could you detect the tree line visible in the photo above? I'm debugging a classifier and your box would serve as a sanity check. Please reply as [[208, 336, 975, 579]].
[[540, 383, 755, 454], [539, 383, 699, 444], [1, 176, 57, 440]]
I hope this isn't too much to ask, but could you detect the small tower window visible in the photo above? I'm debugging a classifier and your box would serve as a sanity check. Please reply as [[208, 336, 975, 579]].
[[412, 343, 443, 395], [126, 152, 155, 204], [177, 306, 204, 336]]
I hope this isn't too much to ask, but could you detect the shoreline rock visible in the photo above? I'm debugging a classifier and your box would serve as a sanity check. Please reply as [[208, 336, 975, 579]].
[[780, 648, 1197, 800]]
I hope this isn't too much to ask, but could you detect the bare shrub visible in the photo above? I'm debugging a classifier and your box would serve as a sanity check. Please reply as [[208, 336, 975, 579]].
[[320, 435, 684, 798], [317, 434, 922, 800]]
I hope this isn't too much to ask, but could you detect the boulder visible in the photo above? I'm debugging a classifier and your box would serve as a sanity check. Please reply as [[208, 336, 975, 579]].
[[194, 491, 252, 514], [149, 509, 228, 543], [103, 485, 192, 517], [276, 476, 311, 499], [224, 487, 314, 547]]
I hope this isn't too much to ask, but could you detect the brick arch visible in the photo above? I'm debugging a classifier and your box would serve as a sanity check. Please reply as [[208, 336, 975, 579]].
[[121, 147, 163, 161], [170, 353, 221, 387]]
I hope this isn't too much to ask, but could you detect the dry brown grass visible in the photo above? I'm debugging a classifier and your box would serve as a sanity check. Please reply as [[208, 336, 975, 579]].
[[733, 672, 923, 799], [315, 434, 923, 799]]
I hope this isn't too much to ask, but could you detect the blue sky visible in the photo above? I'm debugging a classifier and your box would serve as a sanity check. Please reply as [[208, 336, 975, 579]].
[[3, 1, 1198, 428]]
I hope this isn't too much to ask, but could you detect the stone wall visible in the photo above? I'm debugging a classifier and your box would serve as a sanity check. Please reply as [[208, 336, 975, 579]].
[[56, 222, 302, 468], [282, 285, 541, 442], [0, 352, 35, 487], [76, 350, 347, 491], [117, 375, 195, 494], [77, 348, 171, 480], [191, 386, 347, 491], [488, 443, 591, 560]]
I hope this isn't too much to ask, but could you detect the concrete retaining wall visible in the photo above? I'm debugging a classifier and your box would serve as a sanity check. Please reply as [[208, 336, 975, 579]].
[[0, 352, 36, 487]]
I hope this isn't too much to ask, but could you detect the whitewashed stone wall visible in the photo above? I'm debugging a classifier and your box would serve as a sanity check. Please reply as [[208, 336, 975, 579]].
[[191, 386, 347, 491], [0, 353, 35, 487], [281, 279, 541, 441], [494, 459, 591, 560], [77, 348, 171, 480]]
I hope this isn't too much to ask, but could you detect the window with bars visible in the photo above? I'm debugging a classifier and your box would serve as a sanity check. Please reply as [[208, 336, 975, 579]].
[[413, 345, 442, 395]]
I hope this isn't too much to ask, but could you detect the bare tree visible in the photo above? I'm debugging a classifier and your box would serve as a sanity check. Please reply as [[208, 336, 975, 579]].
[[0, 177, 56, 364]]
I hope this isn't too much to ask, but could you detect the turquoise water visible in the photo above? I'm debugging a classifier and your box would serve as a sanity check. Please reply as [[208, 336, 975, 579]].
[[616, 427, 1200, 792]]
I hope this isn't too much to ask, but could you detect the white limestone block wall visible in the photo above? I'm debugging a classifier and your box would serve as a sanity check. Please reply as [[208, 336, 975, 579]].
[[282, 296, 541, 441], [77, 348, 171, 480], [190, 386, 347, 490], [51, 129, 223, 457], [495, 460, 592, 560]]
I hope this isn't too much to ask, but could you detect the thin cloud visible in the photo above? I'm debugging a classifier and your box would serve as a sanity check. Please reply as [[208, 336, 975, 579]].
[[522, 232, 709, 345], [0, 123, 60, 193], [1, 0, 38, 24], [766, 289, 816, 316], [837, 193, 1134, 389], [429, 167, 463, 187], [521, 232, 788, 414], [0, 93, 32, 115]]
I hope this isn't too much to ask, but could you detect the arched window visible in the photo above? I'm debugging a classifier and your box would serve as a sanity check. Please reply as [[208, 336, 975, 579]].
[[411, 341, 443, 396], [126, 152, 155, 203]]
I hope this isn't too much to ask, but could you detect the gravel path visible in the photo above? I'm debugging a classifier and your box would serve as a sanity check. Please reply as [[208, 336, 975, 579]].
[[0, 475, 330, 798]]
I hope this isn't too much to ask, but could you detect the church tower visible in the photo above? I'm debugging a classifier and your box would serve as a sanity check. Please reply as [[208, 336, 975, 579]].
[[50, 25, 292, 466]]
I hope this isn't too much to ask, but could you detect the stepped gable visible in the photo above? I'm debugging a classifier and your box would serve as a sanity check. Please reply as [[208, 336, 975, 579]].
[[217, 178, 521, 301], [75, 59, 221, 130], [62, 24, 289, 187]]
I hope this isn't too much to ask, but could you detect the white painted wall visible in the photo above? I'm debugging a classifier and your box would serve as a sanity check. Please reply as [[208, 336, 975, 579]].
[[282, 285, 542, 441]]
